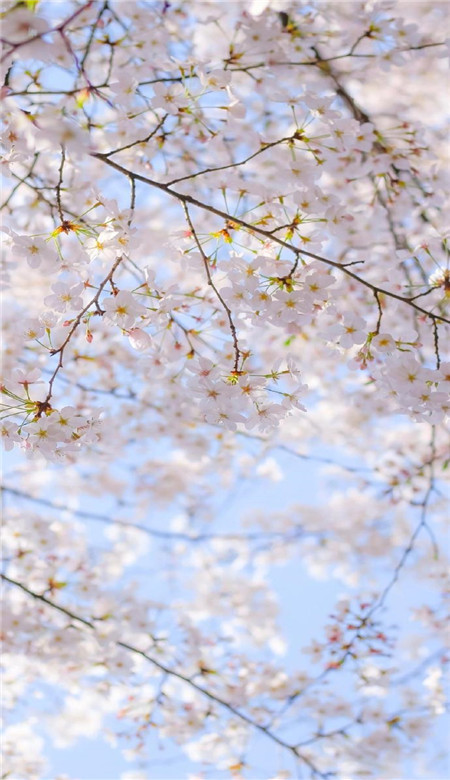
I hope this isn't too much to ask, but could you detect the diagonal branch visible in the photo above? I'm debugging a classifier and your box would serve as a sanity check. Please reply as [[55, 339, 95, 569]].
[[1, 573, 330, 778], [91, 152, 450, 327]]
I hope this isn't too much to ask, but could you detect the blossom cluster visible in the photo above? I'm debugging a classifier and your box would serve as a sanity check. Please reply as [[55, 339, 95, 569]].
[[1, 1, 449, 778]]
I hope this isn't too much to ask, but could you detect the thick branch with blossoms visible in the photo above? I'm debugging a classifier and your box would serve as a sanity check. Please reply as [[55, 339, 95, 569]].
[[1, 1, 449, 778]]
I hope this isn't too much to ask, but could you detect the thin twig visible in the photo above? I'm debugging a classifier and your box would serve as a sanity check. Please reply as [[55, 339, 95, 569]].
[[182, 203, 241, 373]]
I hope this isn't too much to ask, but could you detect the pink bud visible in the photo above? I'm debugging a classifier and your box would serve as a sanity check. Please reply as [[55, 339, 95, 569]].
[[128, 328, 151, 351]]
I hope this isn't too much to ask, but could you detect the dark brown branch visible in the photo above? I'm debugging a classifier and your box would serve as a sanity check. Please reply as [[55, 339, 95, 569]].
[[91, 152, 450, 326]]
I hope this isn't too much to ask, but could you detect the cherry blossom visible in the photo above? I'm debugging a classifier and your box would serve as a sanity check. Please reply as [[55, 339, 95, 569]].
[[44, 282, 85, 313], [11, 234, 55, 269], [102, 290, 147, 330], [1, 1, 449, 779]]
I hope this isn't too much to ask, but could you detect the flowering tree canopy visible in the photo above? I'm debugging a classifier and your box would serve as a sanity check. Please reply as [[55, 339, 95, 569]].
[[1, 0, 449, 778]]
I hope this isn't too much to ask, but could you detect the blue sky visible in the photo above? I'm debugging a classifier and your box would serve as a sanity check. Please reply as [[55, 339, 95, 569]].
[[5, 438, 448, 780]]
